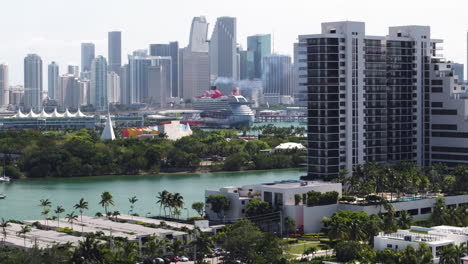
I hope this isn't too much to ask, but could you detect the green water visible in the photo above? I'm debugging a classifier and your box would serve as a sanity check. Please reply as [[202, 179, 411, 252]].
[[0, 169, 305, 221]]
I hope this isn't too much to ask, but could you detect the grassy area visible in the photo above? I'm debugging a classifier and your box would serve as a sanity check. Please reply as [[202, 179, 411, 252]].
[[284, 240, 320, 255], [410, 230, 428, 234]]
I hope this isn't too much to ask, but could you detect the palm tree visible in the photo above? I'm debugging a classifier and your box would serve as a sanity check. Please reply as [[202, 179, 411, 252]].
[[17, 225, 31, 247], [95, 212, 103, 218], [168, 239, 185, 259], [54, 206, 65, 228], [99, 191, 114, 217], [128, 196, 138, 217], [1, 218, 10, 245], [190, 231, 213, 264], [398, 210, 413, 229], [144, 236, 168, 258], [439, 244, 459, 264], [157, 190, 169, 216], [172, 193, 184, 218], [41, 207, 51, 226], [74, 198, 89, 233], [39, 199, 52, 225], [112, 211, 120, 221], [66, 211, 78, 230], [166, 192, 174, 217]]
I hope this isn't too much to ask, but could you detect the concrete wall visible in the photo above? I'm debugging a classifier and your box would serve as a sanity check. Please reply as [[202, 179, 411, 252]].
[[302, 204, 340, 233]]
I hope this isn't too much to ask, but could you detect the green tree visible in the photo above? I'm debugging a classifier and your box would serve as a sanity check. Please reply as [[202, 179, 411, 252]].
[[39, 198, 52, 226], [157, 190, 169, 216], [191, 202, 205, 217], [99, 191, 114, 217], [65, 211, 78, 230], [128, 196, 138, 217], [206, 195, 230, 221], [223, 152, 249, 171], [1, 218, 10, 245], [190, 231, 213, 264], [398, 210, 413, 229], [17, 225, 31, 247], [294, 194, 302, 205], [245, 200, 272, 217]]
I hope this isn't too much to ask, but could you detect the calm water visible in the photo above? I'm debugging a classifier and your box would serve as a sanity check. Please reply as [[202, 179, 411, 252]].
[[0, 169, 304, 221]]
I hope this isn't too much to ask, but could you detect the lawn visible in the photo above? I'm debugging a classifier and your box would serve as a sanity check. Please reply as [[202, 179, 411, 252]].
[[284, 240, 320, 255]]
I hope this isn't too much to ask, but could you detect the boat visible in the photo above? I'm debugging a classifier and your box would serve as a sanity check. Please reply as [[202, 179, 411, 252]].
[[0, 194, 6, 199], [192, 86, 255, 128], [0, 175, 10, 182]]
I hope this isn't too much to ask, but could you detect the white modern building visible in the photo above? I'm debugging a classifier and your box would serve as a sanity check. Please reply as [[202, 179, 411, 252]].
[[107, 71, 120, 104], [205, 180, 342, 222], [47, 62, 59, 101], [90, 56, 108, 110], [375, 225, 468, 263], [24, 54, 43, 111]]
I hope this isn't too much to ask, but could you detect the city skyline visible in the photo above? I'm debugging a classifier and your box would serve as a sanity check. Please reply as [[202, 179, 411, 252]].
[[1, 0, 468, 85]]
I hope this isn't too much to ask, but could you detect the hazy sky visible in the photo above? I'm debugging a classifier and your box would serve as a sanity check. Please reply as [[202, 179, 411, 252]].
[[1, 0, 468, 85]]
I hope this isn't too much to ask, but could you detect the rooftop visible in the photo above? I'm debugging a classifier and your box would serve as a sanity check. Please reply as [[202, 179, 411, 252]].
[[260, 180, 340, 189]]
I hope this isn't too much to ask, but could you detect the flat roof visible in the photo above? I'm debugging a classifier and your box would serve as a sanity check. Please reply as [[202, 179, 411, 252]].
[[6, 223, 84, 248], [260, 180, 340, 189], [117, 214, 212, 233]]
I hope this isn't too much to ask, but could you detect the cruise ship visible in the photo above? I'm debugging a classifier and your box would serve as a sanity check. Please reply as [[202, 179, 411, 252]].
[[192, 87, 255, 128]]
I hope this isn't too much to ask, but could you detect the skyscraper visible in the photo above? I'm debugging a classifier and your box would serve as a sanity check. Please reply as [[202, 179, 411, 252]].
[[300, 21, 435, 180], [120, 64, 131, 105], [90, 56, 108, 110], [181, 16, 210, 101], [0, 64, 9, 106], [67, 65, 79, 77], [47, 62, 59, 100], [149, 42, 179, 97], [58, 74, 80, 109], [147, 58, 172, 107], [239, 49, 254, 80], [262, 54, 293, 104], [247, 34, 271, 79], [209, 16, 238, 94], [24, 54, 43, 110], [451, 63, 464, 82], [107, 71, 120, 104], [81, 43, 95, 73], [108, 31, 122, 74]]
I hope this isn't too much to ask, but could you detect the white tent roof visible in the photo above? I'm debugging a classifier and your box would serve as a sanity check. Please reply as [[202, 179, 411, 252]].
[[26, 109, 38, 118], [51, 108, 64, 118], [38, 109, 51, 118], [274, 142, 306, 150], [76, 108, 88, 117], [101, 114, 116, 140], [12, 109, 27, 118], [63, 108, 77, 118]]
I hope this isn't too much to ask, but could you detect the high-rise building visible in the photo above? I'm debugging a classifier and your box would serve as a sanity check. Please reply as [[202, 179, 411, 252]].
[[247, 34, 271, 79], [58, 74, 81, 109], [262, 54, 293, 104], [107, 71, 120, 104], [67, 65, 79, 77], [0, 64, 9, 106], [120, 64, 131, 105], [149, 42, 179, 97], [300, 21, 438, 180], [209, 16, 238, 94], [24, 54, 43, 110], [147, 58, 172, 107], [292, 42, 306, 105], [451, 63, 464, 82], [81, 43, 95, 73], [9, 85, 24, 106], [47, 62, 59, 100], [108, 31, 122, 74], [180, 16, 210, 101], [239, 49, 254, 80], [90, 56, 108, 110]]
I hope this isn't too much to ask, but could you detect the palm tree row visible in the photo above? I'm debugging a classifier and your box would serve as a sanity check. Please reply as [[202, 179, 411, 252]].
[[156, 190, 184, 218]]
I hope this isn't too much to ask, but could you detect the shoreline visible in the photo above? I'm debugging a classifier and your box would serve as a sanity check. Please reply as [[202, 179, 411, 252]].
[[14, 167, 306, 181]]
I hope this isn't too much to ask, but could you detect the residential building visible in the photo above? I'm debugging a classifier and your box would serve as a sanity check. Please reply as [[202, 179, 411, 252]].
[[180, 16, 210, 101], [90, 56, 108, 110], [299, 22, 437, 180], [81, 43, 95, 73], [374, 225, 468, 263], [149, 42, 179, 97], [24, 54, 43, 111], [107, 72, 120, 104], [262, 54, 293, 105], [9, 85, 24, 106], [451, 63, 464, 81], [108, 31, 122, 74], [293, 42, 306, 106], [209, 16, 238, 94], [120, 64, 131, 105], [247, 34, 271, 79], [47, 62, 59, 100], [0, 64, 9, 106]]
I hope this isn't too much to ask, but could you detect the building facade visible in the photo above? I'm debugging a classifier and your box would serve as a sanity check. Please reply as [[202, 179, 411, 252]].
[[451, 63, 464, 82], [24, 54, 43, 111], [300, 22, 438, 180], [149, 42, 179, 98], [147, 58, 172, 107], [180, 16, 210, 101], [247, 34, 271, 79], [47, 62, 59, 100], [90, 56, 108, 110], [209, 16, 238, 94], [81, 43, 95, 73], [0, 64, 9, 106], [262, 54, 293, 104], [108, 31, 122, 75], [107, 71, 120, 104]]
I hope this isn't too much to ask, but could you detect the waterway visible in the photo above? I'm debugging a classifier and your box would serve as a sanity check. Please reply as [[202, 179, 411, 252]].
[[0, 169, 305, 221]]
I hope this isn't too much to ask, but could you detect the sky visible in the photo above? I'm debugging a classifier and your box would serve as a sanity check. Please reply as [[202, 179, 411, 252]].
[[1, 0, 468, 86]]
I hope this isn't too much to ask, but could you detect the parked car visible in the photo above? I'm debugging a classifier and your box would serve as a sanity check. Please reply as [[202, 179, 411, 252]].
[[179, 256, 189, 262], [170, 256, 180, 263]]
